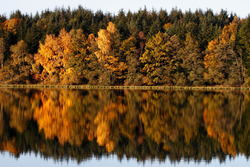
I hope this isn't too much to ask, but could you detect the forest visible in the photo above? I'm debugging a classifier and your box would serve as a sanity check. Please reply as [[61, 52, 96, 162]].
[[0, 89, 249, 162], [0, 6, 249, 86]]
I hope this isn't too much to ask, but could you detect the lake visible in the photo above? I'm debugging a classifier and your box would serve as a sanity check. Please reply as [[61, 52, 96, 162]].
[[0, 88, 249, 167]]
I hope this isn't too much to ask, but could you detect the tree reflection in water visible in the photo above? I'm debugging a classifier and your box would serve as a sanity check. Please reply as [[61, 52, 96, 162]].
[[0, 88, 249, 163]]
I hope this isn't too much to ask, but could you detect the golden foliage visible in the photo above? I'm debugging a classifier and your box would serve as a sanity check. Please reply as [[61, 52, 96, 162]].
[[94, 112, 115, 152], [3, 18, 22, 34], [204, 18, 239, 83], [220, 17, 238, 44], [95, 22, 127, 83], [10, 40, 30, 67], [58, 28, 73, 57], [96, 29, 112, 56], [203, 100, 237, 157], [107, 22, 117, 34], [33, 90, 94, 146], [93, 97, 128, 152], [140, 91, 202, 145], [35, 29, 73, 83], [163, 23, 173, 31], [204, 40, 218, 69], [33, 92, 71, 145], [1, 138, 20, 155], [95, 120, 110, 146]]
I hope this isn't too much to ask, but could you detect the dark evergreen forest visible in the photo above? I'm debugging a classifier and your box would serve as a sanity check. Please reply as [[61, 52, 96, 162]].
[[0, 7, 249, 86]]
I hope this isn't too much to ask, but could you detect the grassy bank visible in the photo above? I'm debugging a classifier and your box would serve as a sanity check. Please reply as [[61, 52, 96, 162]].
[[0, 84, 250, 91]]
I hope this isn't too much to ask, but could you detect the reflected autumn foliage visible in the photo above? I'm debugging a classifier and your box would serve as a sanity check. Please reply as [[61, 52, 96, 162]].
[[0, 88, 249, 162], [1, 138, 20, 155], [203, 92, 249, 157], [33, 90, 97, 146], [33, 91, 72, 145], [139, 91, 203, 148]]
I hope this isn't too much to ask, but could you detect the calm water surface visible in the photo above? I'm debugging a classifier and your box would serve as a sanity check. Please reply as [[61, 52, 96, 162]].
[[0, 88, 249, 167]]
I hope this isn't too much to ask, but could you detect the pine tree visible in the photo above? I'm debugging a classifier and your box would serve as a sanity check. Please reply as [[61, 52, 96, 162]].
[[120, 36, 141, 85], [179, 33, 204, 85], [236, 17, 250, 86]]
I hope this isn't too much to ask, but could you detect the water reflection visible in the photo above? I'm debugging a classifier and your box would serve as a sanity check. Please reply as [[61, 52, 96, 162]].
[[0, 88, 249, 164]]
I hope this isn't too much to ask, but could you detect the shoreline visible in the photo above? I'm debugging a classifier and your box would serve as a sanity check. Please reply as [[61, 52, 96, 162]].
[[0, 84, 249, 91]]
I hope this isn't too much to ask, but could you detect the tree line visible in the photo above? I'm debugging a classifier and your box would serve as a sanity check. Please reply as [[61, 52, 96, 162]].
[[0, 7, 249, 86]]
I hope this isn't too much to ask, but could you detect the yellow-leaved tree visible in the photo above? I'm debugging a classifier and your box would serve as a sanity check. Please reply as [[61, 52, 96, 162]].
[[204, 17, 242, 86], [35, 29, 73, 84], [95, 22, 127, 85]]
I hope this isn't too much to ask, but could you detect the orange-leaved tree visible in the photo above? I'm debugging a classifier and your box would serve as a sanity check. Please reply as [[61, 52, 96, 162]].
[[35, 29, 73, 84], [204, 17, 242, 86]]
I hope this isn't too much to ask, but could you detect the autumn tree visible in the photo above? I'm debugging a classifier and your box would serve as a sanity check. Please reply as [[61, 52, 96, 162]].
[[95, 22, 127, 85], [3, 18, 22, 34], [10, 40, 30, 69], [204, 18, 242, 86], [63, 28, 90, 84], [35, 28, 73, 84], [140, 32, 182, 85], [140, 32, 171, 85], [9, 40, 33, 83]]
